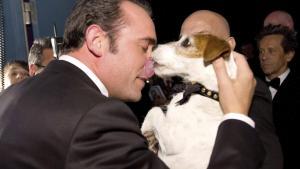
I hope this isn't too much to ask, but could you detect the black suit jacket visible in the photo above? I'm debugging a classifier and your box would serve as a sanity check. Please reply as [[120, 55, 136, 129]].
[[0, 60, 264, 169], [250, 78, 283, 169], [272, 69, 300, 169]]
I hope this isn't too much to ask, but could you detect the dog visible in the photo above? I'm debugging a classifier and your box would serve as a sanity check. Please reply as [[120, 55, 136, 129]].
[[141, 33, 237, 169]]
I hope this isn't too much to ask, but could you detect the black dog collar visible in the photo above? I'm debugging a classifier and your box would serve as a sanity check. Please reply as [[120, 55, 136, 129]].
[[176, 82, 219, 105], [157, 80, 219, 113]]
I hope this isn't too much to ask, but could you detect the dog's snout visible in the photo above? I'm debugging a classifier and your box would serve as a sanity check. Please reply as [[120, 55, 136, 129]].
[[152, 45, 163, 61], [151, 42, 178, 67]]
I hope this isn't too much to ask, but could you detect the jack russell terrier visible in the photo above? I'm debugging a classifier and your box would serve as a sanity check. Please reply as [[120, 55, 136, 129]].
[[141, 33, 237, 169]]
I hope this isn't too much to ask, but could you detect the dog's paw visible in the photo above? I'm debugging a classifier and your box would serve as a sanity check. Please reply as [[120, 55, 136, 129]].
[[143, 130, 159, 154]]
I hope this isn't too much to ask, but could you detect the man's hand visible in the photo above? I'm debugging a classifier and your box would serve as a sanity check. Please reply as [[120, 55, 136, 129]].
[[213, 52, 256, 115]]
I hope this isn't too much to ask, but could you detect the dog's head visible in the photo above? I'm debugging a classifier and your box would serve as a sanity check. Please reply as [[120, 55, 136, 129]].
[[152, 33, 237, 91]]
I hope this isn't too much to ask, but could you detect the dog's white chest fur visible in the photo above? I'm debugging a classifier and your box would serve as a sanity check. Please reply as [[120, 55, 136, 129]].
[[141, 34, 237, 169], [142, 92, 223, 169]]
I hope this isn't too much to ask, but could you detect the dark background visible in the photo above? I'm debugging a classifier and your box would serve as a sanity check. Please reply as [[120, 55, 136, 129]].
[[150, 0, 299, 48]]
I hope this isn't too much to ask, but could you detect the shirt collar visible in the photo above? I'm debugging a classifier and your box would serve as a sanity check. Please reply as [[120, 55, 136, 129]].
[[59, 55, 109, 97], [278, 68, 290, 85], [266, 68, 290, 85]]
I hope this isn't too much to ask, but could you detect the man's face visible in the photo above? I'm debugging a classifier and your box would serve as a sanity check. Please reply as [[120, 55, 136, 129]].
[[100, 1, 156, 102], [4, 64, 29, 88], [258, 34, 290, 79]]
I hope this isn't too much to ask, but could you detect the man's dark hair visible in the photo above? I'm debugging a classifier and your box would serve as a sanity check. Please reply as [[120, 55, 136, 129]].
[[28, 37, 52, 65], [256, 25, 298, 53], [62, 0, 152, 54]]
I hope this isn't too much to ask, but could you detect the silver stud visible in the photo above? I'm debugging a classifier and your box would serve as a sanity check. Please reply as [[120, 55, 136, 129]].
[[213, 94, 218, 99], [207, 91, 212, 96]]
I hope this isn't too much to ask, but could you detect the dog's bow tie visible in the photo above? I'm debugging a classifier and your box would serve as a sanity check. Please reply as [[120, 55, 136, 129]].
[[177, 83, 219, 105], [266, 78, 280, 90]]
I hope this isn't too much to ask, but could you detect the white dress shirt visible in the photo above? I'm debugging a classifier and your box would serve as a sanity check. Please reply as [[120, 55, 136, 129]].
[[266, 68, 290, 99]]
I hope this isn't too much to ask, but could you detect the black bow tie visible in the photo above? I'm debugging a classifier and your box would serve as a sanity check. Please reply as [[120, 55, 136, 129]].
[[267, 78, 280, 90]]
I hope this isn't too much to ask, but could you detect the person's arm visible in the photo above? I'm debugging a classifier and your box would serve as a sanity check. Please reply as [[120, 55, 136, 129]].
[[208, 52, 265, 169]]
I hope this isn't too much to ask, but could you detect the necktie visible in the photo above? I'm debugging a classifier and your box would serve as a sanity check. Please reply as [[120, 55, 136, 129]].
[[267, 78, 280, 90]]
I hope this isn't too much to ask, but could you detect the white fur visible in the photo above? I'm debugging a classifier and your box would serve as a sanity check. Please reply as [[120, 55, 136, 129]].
[[141, 35, 237, 169]]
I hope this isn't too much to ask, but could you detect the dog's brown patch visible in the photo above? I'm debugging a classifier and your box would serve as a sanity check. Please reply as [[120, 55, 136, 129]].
[[177, 34, 231, 63]]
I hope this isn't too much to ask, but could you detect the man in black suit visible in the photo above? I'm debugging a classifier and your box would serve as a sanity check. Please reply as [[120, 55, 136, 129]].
[[257, 24, 300, 169], [179, 10, 282, 169], [0, 0, 263, 168]]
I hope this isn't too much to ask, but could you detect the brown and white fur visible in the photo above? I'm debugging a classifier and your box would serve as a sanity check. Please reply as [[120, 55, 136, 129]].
[[141, 33, 237, 169]]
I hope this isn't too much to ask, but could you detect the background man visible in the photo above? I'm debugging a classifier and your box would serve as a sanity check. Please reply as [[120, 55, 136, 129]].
[[28, 37, 54, 76], [257, 25, 300, 169]]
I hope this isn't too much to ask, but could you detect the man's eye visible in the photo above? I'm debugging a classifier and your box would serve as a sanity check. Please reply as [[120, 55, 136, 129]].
[[259, 50, 264, 55], [142, 45, 149, 52], [181, 38, 191, 48], [268, 49, 275, 54]]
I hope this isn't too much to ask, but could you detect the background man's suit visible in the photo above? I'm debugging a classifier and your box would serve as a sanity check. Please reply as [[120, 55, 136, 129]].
[[271, 69, 300, 169], [250, 78, 283, 169], [0, 60, 264, 169]]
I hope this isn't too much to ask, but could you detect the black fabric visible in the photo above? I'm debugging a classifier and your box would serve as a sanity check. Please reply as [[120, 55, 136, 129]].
[[208, 119, 265, 169], [266, 77, 280, 90], [271, 70, 300, 169], [249, 78, 283, 169]]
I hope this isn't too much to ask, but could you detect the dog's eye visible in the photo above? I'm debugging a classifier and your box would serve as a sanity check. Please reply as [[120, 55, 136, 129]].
[[180, 38, 191, 48]]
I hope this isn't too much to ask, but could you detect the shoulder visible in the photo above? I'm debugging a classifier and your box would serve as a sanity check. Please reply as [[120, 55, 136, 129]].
[[75, 97, 140, 133], [254, 77, 271, 100]]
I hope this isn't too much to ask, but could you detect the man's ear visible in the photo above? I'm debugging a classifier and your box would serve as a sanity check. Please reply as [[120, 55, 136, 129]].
[[85, 24, 106, 57], [227, 36, 236, 50], [286, 50, 295, 62], [29, 64, 38, 76]]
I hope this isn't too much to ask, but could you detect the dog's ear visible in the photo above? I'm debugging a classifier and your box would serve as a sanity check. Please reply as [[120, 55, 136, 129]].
[[194, 34, 231, 64]]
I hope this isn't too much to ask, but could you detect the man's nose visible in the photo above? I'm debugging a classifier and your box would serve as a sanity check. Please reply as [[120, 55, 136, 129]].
[[260, 53, 268, 61]]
